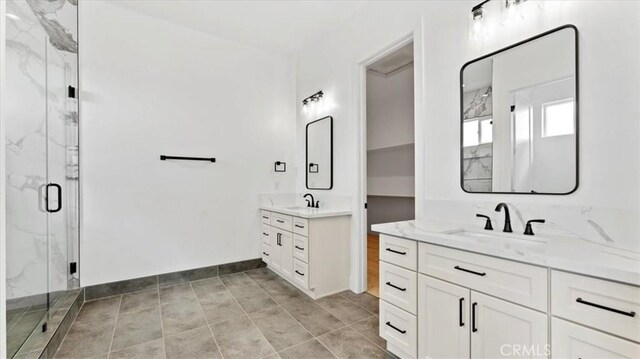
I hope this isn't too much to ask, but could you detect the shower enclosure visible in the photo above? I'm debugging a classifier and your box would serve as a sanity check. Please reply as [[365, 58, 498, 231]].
[[5, 0, 79, 357]]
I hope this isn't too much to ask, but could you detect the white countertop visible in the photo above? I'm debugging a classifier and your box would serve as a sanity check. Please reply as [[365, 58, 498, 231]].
[[261, 206, 352, 219], [372, 220, 640, 286]]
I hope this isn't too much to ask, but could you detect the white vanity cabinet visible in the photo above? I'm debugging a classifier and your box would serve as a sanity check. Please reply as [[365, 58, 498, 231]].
[[378, 233, 640, 359], [260, 209, 350, 299]]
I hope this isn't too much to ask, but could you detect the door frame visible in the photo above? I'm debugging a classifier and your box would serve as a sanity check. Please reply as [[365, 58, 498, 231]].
[[353, 20, 425, 293]]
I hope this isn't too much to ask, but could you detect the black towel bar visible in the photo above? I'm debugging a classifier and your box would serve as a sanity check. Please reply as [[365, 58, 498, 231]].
[[160, 155, 216, 163]]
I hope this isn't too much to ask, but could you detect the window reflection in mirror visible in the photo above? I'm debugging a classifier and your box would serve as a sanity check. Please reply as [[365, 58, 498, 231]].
[[461, 25, 578, 194]]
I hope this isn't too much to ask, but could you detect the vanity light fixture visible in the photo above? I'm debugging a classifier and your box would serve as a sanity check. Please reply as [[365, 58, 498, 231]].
[[302, 90, 324, 114], [501, 0, 527, 26], [470, 0, 490, 39]]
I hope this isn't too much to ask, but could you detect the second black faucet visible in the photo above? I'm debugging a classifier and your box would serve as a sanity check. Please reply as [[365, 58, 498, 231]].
[[495, 202, 513, 233]]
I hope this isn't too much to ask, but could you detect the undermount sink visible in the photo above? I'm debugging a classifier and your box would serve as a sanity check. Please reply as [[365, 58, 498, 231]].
[[446, 229, 546, 243]]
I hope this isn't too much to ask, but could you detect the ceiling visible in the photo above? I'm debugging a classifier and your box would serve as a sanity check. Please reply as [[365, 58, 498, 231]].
[[107, 0, 368, 54]]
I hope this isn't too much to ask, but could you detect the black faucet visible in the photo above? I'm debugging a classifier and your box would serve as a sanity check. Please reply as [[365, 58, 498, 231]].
[[495, 203, 513, 233], [524, 219, 545, 236], [476, 214, 493, 230], [303, 193, 316, 208]]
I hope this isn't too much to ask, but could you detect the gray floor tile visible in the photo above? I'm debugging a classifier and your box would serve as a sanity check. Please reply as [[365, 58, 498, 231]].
[[198, 291, 246, 324], [281, 298, 345, 336], [120, 290, 159, 313], [250, 306, 313, 351], [340, 291, 379, 314], [165, 326, 222, 359], [210, 316, 274, 359], [54, 316, 116, 358], [350, 315, 386, 349], [160, 298, 207, 336], [244, 268, 280, 284], [76, 296, 121, 322], [192, 278, 227, 299], [278, 339, 336, 359], [219, 273, 255, 289], [227, 283, 277, 313], [109, 339, 165, 359], [316, 294, 372, 324], [159, 283, 196, 305], [111, 305, 163, 351], [257, 278, 305, 304], [317, 327, 390, 359]]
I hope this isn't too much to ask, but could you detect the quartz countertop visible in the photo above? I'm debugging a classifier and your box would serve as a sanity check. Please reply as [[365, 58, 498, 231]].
[[372, 220, 640, 286], [261, 205, 352, 219]]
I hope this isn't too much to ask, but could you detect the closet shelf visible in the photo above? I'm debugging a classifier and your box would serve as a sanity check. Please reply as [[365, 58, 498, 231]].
[[367, 142, 414, 152]]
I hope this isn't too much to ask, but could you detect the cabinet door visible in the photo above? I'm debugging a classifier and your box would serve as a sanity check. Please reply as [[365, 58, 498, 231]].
[[278, 230, 293, 278], [471, 292, 548, 359], [552, 318, 640, 359], [418, 275, 470, 359], [270, 229, 281, 272]]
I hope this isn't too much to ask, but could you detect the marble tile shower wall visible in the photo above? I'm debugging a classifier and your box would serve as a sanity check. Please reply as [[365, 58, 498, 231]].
[[5, 0, 78, 300], [421, 199, 640, 255], [462, 86, 493, 193]]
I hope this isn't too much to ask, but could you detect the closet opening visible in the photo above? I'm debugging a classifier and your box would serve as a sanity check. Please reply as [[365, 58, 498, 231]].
[[364, 42, 416, 297]]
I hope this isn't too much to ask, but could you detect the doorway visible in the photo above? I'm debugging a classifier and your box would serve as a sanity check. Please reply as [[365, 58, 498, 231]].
[[364, 42, 416, 297]]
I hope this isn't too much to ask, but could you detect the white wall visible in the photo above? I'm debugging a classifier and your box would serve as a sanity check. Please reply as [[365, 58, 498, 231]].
[[79, 1, 297, 286], [1, 0, 8, 353], [295, 1, 640, 290]]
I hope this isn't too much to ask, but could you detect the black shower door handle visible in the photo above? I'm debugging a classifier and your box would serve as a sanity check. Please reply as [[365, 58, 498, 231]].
[[46, 183, 62, 213]]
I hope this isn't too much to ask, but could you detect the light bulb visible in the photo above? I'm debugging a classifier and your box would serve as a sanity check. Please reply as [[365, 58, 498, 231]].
[[302, 102, 308, 114]]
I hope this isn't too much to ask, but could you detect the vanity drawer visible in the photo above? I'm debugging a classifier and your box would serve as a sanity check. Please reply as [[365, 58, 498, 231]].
[[380, 261, 417, 314], [261, 224, 270, 244], [418, 242, 548, 312], [380, 300, 417, 359], [261, 243, 270, 265], [293, 234, 309, 263], [380, 235, 417, 271], [551, 270, 640, 342], [261, 210, 271, 224], [552, 318, 640, 359], [270, 212, 293, 232], [293, 217, 309, 236], [292, 259, 309, 289]]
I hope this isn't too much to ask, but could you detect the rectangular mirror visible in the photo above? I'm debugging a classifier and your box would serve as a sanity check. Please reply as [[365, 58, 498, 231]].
[[460, 25, 578, 194], [306, 116, 333, 190]]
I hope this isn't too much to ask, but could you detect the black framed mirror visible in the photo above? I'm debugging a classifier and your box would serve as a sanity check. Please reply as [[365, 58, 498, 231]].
[[460, 25, 578, 195], [306, 116, 333, 190]]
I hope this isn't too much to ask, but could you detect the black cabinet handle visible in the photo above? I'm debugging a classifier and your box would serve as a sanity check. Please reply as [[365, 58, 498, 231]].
[[454, 266, 486, 277], [262, 216, 269, 219], [45, 183, 62, 213], [295, 246, 304, 250], [459, 298, 465, 327], [385, 248, 407, 255], [385, 282, 406, 292], [385, 321, 406, 334], [277, 233, 281, 246], [576, 297, 636, 317], [295, 270, 305, 276], [262, 252, 269, 256], [263, 232, 269, 236], [295, 224, 304, 228], [277, 220, 285, 223], [472, 302, 478, 332]]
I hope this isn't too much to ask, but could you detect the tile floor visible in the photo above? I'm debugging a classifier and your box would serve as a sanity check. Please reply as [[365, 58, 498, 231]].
[[53, 268, 393, 359]]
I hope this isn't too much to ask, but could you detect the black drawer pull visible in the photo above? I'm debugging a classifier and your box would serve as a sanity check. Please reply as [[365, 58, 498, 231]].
[[385, 248, 407, 255], [276, 220, 285, 223], [295, 224, 304, 228], [459, 298, 465, 327], [385, 322, 406, 334], [295, 270, 305, 276], [472, 302, 478, 332], [385, 282, 406, 292], [454, 266, 486, 277], [263, 232, 269, 236], [295, 246, 304, 250], [262, 216, 269, 219], [262, 252, 269, 256], [576, 297, 636, 317]]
